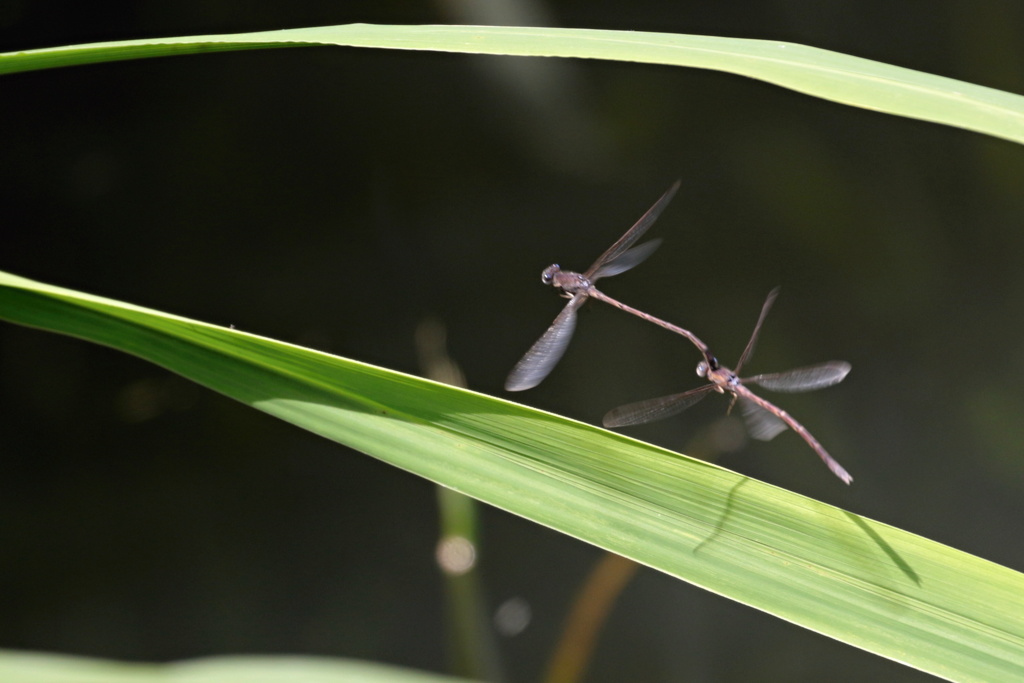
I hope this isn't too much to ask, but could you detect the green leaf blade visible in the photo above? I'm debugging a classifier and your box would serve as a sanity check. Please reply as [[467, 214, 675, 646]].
[[3, 25, 1024, 145], [0, 651, 473, 682], [2, 270, 1023, 681]]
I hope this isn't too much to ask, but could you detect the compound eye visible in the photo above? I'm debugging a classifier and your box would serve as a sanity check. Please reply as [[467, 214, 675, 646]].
[[541, 264, 559, 285], [696, 361, 708, 377]]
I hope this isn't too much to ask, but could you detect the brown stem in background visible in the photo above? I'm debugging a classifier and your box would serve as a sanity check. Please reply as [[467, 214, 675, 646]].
[[543, 553, 639, 683]]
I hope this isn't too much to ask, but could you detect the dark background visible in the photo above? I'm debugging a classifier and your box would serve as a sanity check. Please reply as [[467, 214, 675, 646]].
[[2, 2, 1024, 681]]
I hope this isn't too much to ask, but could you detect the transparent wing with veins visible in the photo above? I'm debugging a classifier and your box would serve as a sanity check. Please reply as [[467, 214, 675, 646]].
[[744, 361, 851, 393], [591, 238, 662, 280], [734, 286, 779, 375], [602, 385, 714, 428], [738, 398, 788, 441], [504, 296, 584, 392], [584, 181, 679, 279]]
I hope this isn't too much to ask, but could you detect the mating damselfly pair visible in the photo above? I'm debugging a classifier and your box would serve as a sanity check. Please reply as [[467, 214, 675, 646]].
[[506, 182, 852, 484]]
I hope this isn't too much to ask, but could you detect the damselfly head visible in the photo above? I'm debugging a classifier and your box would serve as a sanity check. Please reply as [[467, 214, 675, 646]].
[[697, 357, 720, 378], [541, 264, 560, 285]]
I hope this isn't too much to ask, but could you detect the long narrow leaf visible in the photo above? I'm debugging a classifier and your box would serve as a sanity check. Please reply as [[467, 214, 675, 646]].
[[0, 651, 471, 682], [1, 270, 1022, 681], [1, 24, 1023, 145]]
